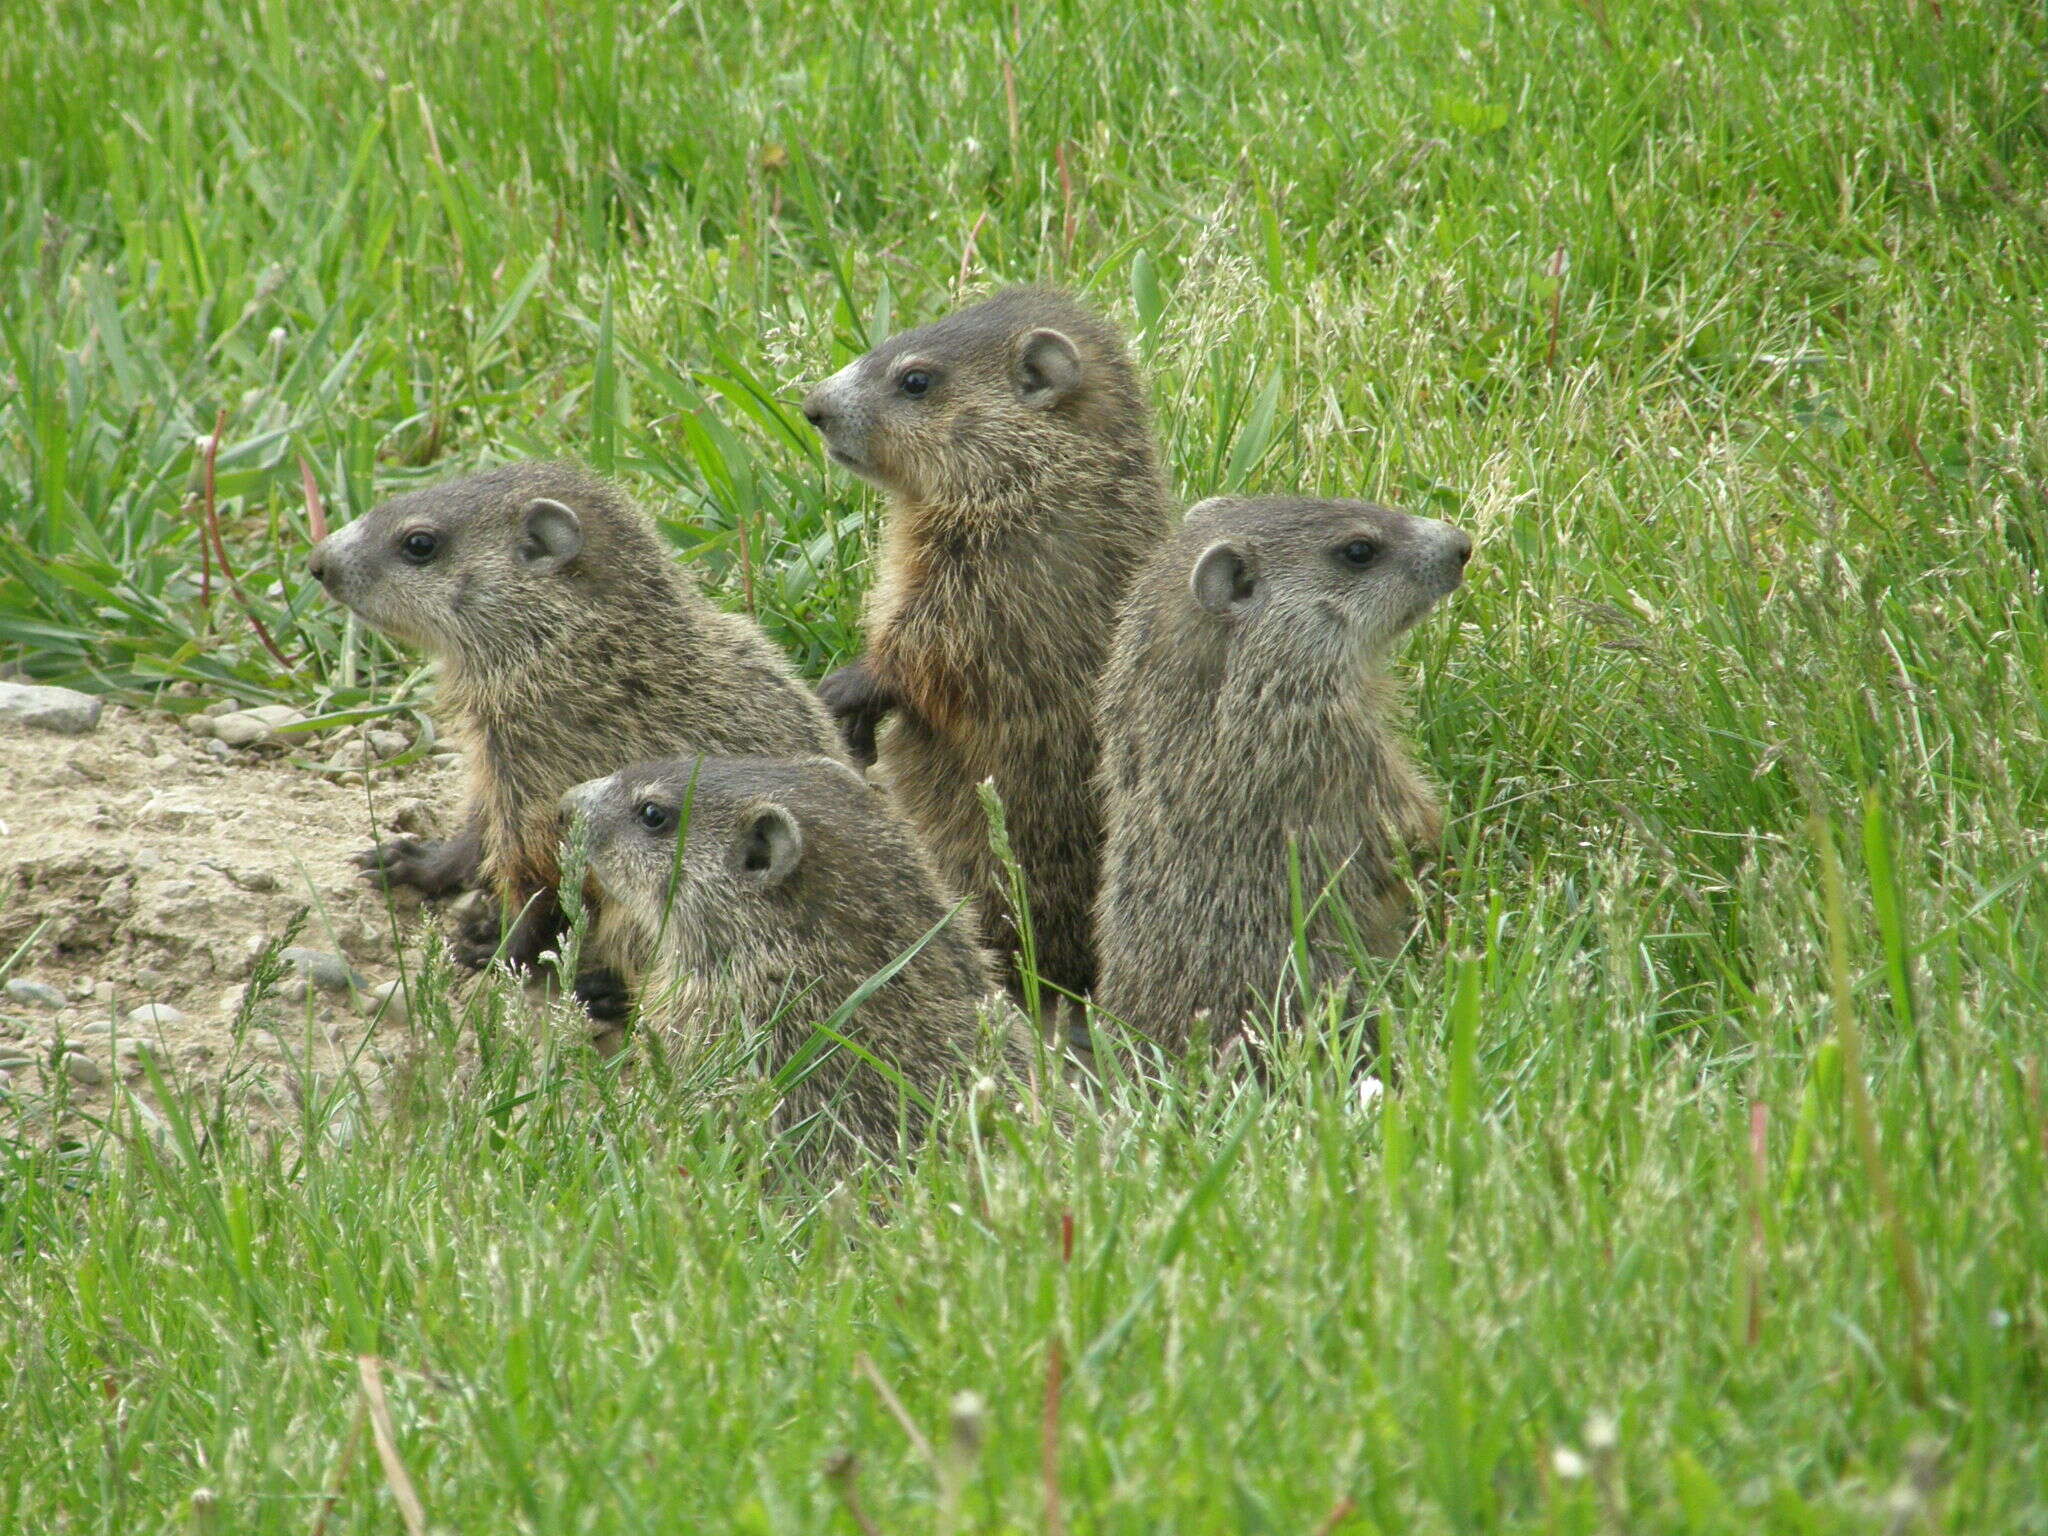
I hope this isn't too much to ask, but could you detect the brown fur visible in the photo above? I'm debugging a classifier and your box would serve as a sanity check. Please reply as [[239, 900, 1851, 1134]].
[[307, 461, 846, 986], [564, 756, 1041, 1163], [802, 288, 1173, 1005], [1092, 496, 1471, 1054]]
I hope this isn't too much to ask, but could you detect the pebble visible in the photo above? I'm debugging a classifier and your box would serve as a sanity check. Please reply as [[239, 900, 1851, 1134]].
[[93, 982, 117, 1006], [366, 728, 410, 760], [280, 948, 364, 994], [62, 1052, 105, 1085], [126, 1003, 188, 1029], [133, 967, 170, 992], [0, 681, 103, 735], [4, 979, 66, 1010], [182, 713, 219, 738], [69, 977, 96, 1001], [212, 705, 309, 748], [360, 978, 411, 1025], [203, 738, 233, 762], [0, 1047, 36, 1069], [326, 739, 375, 772], [201, 698, 241, 719]]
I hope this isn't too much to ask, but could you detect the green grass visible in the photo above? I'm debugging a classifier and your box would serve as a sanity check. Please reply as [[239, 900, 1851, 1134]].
[[4, 0, 2048, 1528]]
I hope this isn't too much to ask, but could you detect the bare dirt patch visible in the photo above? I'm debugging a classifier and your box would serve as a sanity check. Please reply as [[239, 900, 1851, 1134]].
[[0, 702, 463, 1135]]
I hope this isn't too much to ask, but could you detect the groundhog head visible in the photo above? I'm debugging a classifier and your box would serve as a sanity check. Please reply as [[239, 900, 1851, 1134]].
[[308, 462, 645, 658], [800, 286, 1145, 509], [1179, 496, 1472, 664], [561, 754, 875, 973]]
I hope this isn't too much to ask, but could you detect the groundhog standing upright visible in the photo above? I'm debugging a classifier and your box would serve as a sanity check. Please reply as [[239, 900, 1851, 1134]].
[[800, 288, 1174, 1005], [563, 755, 1041, 1162], [307, 462, 846, 1003], [1093, 495, 1472, 1055]]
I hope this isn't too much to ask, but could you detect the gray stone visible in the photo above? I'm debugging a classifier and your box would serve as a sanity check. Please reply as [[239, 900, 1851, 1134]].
[[203, 738, 233, 761], [366, 729, 410, 760], [4, 979, 66, 1010], [280, 947, 363, 994], [244, 703, 308, 730], [360, 978, 411, 1025], [201, 698, 241, 718], [210, 712, 274, 748], [181, 713, 219, 738], [0, 1047, 36, 1069], [133, 967, 170, 992], [125, 1003, 188, 1029], [0, 682, 103, 735], [326, 739, 375, 771], [61, 1051, 105, 1085]]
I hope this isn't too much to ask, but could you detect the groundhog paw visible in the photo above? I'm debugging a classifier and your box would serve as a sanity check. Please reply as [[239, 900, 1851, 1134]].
[[447, 895, 504, 972], [356, 836, 476, 898], [573, 968, 633, 1024]]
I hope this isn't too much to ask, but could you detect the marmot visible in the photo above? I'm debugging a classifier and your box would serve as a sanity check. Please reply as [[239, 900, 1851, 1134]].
[[307, 462, 847, 1006], [562, 755, 1041, 1161], [1092, 495, 1472, 1055], [801, 287, 1173, 1008]]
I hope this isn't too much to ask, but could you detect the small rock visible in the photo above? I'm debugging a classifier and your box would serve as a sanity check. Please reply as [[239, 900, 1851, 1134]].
[[69, 977, 96, 1001], [165, 681, 202, 699], [201, 698, 241, 718], [360, 978, 412, 1025], [211, 712, 274, 748], [278, 976, 310, 1004], [126, 1003, 188, 1029], [181, 713, 219, 738], [79, 1020, 115, 1036], [326, 739, 375, 771], [93, 981, 117, 1006], [245, 703, 309, 730], [4, 979, 66, 1010], [366, 729, 410, 760], [133, 967, 171, 993], [62, 1052, 105, 1085], [203, 738, 233, 761], [0, 1047, 35, 1069], [280, 948, 364, 994], [0, 681, 103, 735]]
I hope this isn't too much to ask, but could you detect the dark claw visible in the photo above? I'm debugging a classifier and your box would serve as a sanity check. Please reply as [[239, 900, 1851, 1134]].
[[356, 831, 481, 898]]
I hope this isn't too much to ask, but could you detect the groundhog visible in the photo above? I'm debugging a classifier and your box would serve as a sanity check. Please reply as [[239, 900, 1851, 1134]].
[[307, 462, 847, 1009], [1092, 495, 1472, 1056], [800, 287, 1173, 1009], [562, 754, 1042, 1161]]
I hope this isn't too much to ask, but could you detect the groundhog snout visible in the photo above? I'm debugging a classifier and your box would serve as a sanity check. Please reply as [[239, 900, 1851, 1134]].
[[307, 542, 330, 587]]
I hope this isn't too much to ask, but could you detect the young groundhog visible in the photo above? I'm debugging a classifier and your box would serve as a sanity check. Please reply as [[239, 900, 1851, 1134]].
[[801, 287, 1173, 1007], [1092, 495, 1472, 1055], [562, 754, 1040, 1161], [307, 462, 846, 1006]]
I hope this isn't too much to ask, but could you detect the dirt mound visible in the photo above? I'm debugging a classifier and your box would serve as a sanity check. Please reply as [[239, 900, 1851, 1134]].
[[0, 702, 464, 1134]]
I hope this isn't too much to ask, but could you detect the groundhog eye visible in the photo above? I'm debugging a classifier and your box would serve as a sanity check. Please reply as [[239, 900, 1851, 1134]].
[[400, 530, 440, 564], [1338, 539, 1379, 569], [635, 801, 670, 833], [898, 369, 932, 397]]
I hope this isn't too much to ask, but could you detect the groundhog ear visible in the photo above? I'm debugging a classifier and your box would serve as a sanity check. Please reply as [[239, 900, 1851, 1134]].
[[519, 498, 583, 571], [1190, 539, 1258, 616], [1014, 328, 1083, 409], [734, 804, 803, 891]]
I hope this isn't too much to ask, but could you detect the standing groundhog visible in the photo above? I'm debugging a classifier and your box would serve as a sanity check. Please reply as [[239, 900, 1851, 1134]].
[[307, 462, 847, 1007], [1092, 495, 1472, 1055], [562, 755, 1041, 1161], [800, 287, 1173, 1007]]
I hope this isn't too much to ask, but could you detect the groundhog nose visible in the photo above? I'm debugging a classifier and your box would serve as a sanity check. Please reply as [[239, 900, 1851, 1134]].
[[801, 396, 829, 428], [307, 545, 328, 585], [1452, 530, 1474, 567]]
